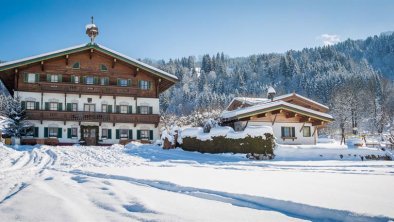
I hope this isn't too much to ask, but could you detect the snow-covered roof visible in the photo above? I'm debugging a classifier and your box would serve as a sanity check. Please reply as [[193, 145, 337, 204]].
[[85, 24, 97, 30], [267, 86, 276, 94], [233, 97, 270, 105], [221, 100, 333, 121], [273, 93, 329, 110], [0, 43, 178, 82]]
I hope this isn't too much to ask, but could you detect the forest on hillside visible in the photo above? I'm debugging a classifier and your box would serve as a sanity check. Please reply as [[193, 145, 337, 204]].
[[151, 32, 394, 135]]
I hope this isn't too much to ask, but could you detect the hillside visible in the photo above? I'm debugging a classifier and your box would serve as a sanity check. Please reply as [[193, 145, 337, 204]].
[[155, 32, 394, 133]]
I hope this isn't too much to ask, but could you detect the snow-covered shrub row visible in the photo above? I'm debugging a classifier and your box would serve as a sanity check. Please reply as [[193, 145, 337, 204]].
[[181, 126, 275, 156], [160, 125, 182, 149], [181, 126, 273, 141]]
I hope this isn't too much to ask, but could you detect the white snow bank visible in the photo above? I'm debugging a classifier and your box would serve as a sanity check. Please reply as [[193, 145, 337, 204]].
[[181, 126, 273, 141]]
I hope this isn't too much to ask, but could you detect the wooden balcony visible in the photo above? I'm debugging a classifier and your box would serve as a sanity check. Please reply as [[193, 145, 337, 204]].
[[26, 110, 160, 125], [18, 82, 157, 98]]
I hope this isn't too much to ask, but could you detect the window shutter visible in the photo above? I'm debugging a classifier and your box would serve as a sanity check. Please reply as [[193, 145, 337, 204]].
[[108, 105, 112, 113], [58, 103, 63, 111], [46, 74, 51, 82], [21, 101, 26, 109], [35, 102, 40, 110], [149, 107, 153, 114], [138, 80, 141, 88], [67, 128, 71, 138], [149, 130, 153, 140], [292, 127, 295, 137], [83, 76, 87, 84], [117, 78, 120, 86], [57, 128, 62, 138], [127, 79, 131, 86], [66, 103, 72, 111], [108, 129, 112, 139], [128, 130, 133, 139], [44, 127, 48, 138], [105, 77, 109, 85], [94, 76, 98, 84], [116, 105, 120, 113], [34, 127, 39, 138], [128, 106, 133, 114], [136, 106, 140, 114], [58, 75, 63, 82], [281, 127, 284, 137], [45, 102, 49, 110], [148, 81, 151, 89], [23, 73, 28, 82], [71, 75, 75, 83], [116, 129, 120, 139], [137, 130, 141, 140], [35, 74, 40, 82]]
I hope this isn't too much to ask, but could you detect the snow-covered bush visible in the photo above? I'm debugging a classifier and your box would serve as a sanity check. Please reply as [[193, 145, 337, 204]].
[[0, 95, 32, 138]]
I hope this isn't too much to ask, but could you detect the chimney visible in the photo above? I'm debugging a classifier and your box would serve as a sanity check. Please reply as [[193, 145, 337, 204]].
[[267, 86, 276, 101]]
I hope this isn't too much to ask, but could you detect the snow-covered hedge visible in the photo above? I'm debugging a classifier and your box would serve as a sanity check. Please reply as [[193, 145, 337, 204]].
[[181, 126, 275, 155]]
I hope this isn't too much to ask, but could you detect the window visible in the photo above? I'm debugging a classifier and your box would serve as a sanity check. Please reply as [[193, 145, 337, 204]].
[[100, 77, 109, 85], [85, 76, 94, 85], [303, 126, 311, 137], [139, 130, 150, 140], [102, 104, 108, 112], [71, 128, 78, 138], [139, 80, 150, 90], [50, 74, 59, 83], [138, 106, 151, 114], [27, 73, 37, 83], [84, 104, 95, 112], [100, 64, 108, 72], [49, 102, 58, 111], [71, 103, 78, 111], [102, 129, 108, 139], [48, 127, 58, 138], [281, 127, 295, 138], [118, 79, 129, 87], [120, 105, 128, 114], [72, 62, 80, 69], [120, 129, 128, 139], [26, 101, 36, 110], [25, 127, 34, 137], [71, 76, 80, 84]]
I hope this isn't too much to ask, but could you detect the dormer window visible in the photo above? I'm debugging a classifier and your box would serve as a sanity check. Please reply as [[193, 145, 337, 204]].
[[100, 64, 108, 72], [72, 62, 80, 69]]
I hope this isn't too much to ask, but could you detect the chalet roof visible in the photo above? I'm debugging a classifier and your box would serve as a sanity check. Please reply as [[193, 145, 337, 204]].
[[221, 100, 334, 122], [0, 43, 178, 83], [272, 93, 329, 110], [233, 97, 270, 105]]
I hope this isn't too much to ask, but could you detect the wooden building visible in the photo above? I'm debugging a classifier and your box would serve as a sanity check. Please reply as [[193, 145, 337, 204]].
[[0, 21, 177, 145], [221, 89, 334, 145]]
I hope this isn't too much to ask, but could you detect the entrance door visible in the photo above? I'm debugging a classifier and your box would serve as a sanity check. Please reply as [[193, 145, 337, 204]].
[[81, 126, 98, 145]]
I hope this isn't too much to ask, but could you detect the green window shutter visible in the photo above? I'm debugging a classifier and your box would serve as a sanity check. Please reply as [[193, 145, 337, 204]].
[[116, 129, 120, 139], [21, 101, 26, 109], [292, 127, 295, 137], [128, 106, 133, 114], [67, 128, 71, 138], [149, 130, 153, 140], [107, 129, 112, 139], [149, 107, 153, 114], [117, 78, 120, 86], [35, 74, 40, 82], [23, 73, 28, 82], [105, 77, 109, 85], [138, 80, 141, 88], [127, 79, 131, 86], [71, 75, 75, 83], [45, 102, 49, 110], [58, 75, 63, 82], [137, 106, 140, 114], [83, 76, 87, 84], [116, 105, 120, 113], [35, 102, 40, 110], [58, 103, 63, 111], [281, 127, 285, 137], [34, 127, 39, 138], [66, 103, 71, 111], [108, 105, 112, 113], [128, 130, 133, 139], [94, 76, 98, 84], [148, 81, 151, 89], [57, 128, 62, 138], [44, 127, 48, 138], [137, 130, 141, 140], [46, 74, 51, 82]]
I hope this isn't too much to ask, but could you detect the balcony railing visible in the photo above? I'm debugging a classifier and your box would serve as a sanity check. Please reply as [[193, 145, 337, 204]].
[[18, 82, 156, 98], [26, 110, 160, 125]]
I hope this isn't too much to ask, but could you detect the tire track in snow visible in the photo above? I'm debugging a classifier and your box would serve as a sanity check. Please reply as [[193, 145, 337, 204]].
[[68, 169, 393, 222]]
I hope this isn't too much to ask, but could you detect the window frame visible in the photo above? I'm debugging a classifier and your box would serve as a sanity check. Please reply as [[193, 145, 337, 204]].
[[119, 79, 128, 87], [120, 129, 128, 139], [303, 126, 311, 137], [139, 80, 150, 90], [102, 128, 108, 139], [139, 106, 149, 114], [48, 127, 58, 138], [100, 64, 108, 72], [50, 74, 59, 83], [71, 128, 78, 138], [27, 73, 36, 83], [281, 126, 295, 138], [120, 105, 128, 114], [71, 103, 78, 112], [26, 101, 36, 110], [140, 130, 150, 140], [85, 76, 94, 85], [72, 62, 80, 69], [102, 104, 108, 113], [84, 104, 95, 112], [49, 102, 58, 111]]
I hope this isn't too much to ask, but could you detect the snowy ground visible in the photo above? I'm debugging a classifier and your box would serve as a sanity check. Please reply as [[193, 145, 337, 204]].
[[0, 143, 393, 222]]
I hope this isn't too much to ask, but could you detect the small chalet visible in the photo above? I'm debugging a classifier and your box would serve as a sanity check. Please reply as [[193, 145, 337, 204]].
[[220, 87, 334, 145]]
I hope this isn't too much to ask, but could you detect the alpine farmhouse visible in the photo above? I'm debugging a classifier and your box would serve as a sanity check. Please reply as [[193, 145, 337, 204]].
[[0, 23, 178, 145], [221, 88, 334, 145]]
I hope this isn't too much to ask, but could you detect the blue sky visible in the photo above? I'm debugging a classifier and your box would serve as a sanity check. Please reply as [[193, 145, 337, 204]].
[[0, 0, 394, 61]]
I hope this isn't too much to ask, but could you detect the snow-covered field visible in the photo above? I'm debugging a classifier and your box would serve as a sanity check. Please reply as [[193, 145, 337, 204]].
[[0, 143, 393, 222]]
